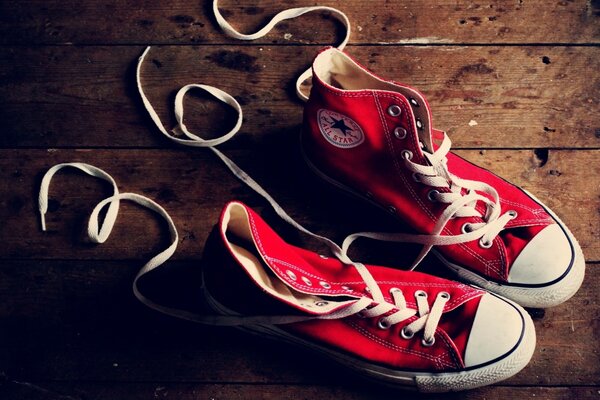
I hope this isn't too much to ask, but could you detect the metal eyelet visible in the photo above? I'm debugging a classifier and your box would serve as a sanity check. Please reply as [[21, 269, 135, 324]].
[[342, 285, 353, 292], [415, 290, 427, 298], [320, 281, 331, 289], [400, 326, 414, 339], [364, 287, 371, 293], [401, 150, 413, 160], [412, 172, 421, 183], [286, 270, 297, 281], [461, 223, 473, 234], [393, 127, 407, 139], [479, 238, 493, 248], [302, 277, 313, 286], [438, 291, 450, 300], [387, 205, 397, 214], [427, 189, 439, 202], [387, 104, 402, 117], [416, 118, 424, 130], [377, 318, 392, 330], [421, 337, 436, 347], [319, 254, 329, 259], [315, 301, 328, 307], [507, 210, 518, 219], [409, 97, 420, 107]]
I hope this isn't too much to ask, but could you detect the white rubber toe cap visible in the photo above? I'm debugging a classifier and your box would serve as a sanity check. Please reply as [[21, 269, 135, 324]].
[[464, 294, 524, 368], [508, 224, 572, 285]]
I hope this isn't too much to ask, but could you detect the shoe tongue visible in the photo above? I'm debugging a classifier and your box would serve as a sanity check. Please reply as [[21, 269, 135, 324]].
[[221, 202, 361, 315], [396, 87, 435, 155]]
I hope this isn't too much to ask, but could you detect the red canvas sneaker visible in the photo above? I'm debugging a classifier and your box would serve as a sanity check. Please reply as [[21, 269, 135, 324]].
[[201, 201, 536, 392], [301, 48, 584, 308]]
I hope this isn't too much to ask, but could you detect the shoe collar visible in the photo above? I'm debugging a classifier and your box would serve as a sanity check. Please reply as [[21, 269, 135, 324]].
[[218, 201, 364, 316], [311, 47, 436, 156]]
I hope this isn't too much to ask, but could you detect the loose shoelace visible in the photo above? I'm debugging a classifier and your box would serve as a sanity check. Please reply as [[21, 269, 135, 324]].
[[38, 164, 448, 342], [213, 0, 350, 101], [38, 2, 457, 341]]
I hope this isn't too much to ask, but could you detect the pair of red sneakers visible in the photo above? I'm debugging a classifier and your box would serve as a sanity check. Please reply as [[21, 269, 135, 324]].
[[37, 3, 585, 392], [123, 3, 587, 390], [194, 48, 584, 392]]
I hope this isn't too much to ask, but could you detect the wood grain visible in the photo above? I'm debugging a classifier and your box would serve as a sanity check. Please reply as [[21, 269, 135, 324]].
[[0, 0, 598, 45], [1, 0, 598, 397], [0, 260, 598, 386], [1, 45, 599, 149], [1, 382, 599, 400], [1, 149, 598, 261]]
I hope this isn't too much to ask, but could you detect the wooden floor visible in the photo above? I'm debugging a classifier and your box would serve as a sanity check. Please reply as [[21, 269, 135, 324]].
[[1, 1, 599, 399]]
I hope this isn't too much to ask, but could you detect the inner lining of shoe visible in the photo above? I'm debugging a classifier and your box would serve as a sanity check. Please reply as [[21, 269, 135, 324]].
[[314, 49, 423, 100], [222, 204, 340, 311]]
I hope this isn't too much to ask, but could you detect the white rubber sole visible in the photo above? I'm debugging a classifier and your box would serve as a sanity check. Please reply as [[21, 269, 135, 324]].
[[302, 148, 585, 308], [203, 285, 536, 392]]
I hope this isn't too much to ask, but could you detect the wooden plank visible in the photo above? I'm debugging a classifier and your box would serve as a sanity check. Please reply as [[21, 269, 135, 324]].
[[1, 149, 598, 261], [1, 382, 599, 400], [1, 258, 598, 385], [1, 45, 599, 149], [0, 0, 598, 45]]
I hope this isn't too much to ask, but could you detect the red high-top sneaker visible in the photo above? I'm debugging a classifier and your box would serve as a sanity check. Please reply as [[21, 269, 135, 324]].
[[201, 201, 535, 392], [301, 48, 584, 308]]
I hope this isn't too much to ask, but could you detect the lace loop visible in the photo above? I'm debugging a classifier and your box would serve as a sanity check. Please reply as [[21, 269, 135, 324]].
[[136, 48, 243, 148], [213, 0, 350, 101], [172, 83, 243, 146], [38, 162, 119, 241]]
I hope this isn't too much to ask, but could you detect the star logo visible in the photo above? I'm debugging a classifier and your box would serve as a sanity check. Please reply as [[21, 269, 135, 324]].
[[317, 109, 364, 149], [329, 117, 354, 136]]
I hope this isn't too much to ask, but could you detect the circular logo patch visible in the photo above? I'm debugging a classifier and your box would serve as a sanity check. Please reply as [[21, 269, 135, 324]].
[[317, 109, 364, 149]]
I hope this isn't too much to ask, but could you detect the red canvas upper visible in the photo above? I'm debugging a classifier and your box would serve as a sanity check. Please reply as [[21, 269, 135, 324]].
[[301, 48, 553, 282], [202, 201, 486, 372]]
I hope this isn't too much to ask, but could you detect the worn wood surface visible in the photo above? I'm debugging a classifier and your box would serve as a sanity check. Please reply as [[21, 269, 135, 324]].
[[1, 149, 598, 261], [0, 0, 599, 399], [1, 0, 599, 45], [1, 259, 598, 385], [1, 45, 599, 148], [2, 382, 600, 400]]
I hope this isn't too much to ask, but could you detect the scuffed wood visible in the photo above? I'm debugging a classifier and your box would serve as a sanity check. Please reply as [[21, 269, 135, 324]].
[[0, 0, 598, 45], [1, 1, 598, 398], [1, 381, 600, 400], [0, 149, 598, 261], [1, 46, 599, 148]]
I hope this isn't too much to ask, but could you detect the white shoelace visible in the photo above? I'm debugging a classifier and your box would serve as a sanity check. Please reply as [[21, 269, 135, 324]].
[[342, 134, 517, 268], [38, 163, 447, 341], [213, 0, 350, 101], [38, 2, 451, 340]]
